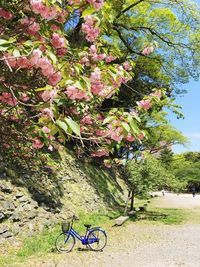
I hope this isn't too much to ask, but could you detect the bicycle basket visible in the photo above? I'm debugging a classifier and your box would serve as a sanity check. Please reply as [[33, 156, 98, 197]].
[[62, 222, 71, 233]]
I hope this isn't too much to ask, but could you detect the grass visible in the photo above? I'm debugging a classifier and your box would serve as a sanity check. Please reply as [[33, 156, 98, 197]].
[[0, 210, 119, 267], [138, 208, 186, 225]]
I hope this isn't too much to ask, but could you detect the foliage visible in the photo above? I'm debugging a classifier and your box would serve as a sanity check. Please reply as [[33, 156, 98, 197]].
[[0, 0, 199, 166], [0, 0, 176, 166], [126, 154, 174, 196], [172, 152, 200, 191]]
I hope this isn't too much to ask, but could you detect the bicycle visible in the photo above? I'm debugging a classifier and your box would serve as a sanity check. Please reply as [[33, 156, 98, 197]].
[[55, 215, 107, 253]]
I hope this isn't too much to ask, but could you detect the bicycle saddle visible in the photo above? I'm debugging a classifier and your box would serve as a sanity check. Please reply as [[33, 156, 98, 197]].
[[84, 224, 91, 229]]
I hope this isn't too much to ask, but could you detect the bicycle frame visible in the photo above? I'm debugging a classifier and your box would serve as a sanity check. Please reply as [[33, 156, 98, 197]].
[[65, 227, 100, 245]]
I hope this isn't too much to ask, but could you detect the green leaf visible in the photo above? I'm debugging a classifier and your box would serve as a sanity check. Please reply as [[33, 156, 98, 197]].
[[65, 118, 80, 136], [56, 120, 68, 133], [35, 85, 53, 92], [127, 116, 139, 133], [82, 7, 96, 17], [13, 49, 20, 57], [48, 51, 57, 64], [0, 39, 9, 45], [103, 116, 115, 124], [121, 122, 130, 132], [81, 76, 91, 90], [74, 80, 85, 90]]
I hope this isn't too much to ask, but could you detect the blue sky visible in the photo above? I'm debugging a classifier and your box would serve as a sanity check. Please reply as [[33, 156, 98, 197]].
[[168, 0, 200, 154], [168, 81, 200, 153]]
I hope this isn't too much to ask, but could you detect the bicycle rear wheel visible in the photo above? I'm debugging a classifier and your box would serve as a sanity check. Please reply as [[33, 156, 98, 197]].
[[55, 233, 75, 253], [87, 229, 107, 251]]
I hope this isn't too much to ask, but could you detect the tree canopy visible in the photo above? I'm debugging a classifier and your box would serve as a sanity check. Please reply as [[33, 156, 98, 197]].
[[0, 0, 199, 166]]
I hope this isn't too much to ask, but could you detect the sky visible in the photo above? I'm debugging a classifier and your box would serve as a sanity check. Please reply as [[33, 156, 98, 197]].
[[168, 81, 200, 153], [167, 0, 200, 154]]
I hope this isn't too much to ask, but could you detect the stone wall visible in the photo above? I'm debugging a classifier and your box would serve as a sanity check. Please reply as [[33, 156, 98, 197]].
[[0, 148, 127, 244]]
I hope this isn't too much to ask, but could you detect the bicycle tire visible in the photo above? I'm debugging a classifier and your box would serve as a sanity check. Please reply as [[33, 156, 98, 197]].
[[55, 233, 75, 253], [87, 229, 107, 251]]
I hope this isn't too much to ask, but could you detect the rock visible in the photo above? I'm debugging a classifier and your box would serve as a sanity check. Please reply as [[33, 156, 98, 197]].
[[0, 212, 5, 221], [11, 213, 21, 222], [0, 195, 5, 201], [18, 196, 31, 204], [12, 225, 20, 236], [28, 210, 38, 219], [22, 204, 33, 211], [15, 192, 24, 199], [0, 183, 13, 193], [2, 231, 13, 238], [127, 210, 137, 216], [3, 201, 15, 211], [114, 216, 129, 226], [31, 200, 39, 209], [0, 225, 9, 234]]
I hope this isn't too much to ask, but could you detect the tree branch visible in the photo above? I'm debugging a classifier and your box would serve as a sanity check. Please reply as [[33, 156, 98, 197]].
[[116, 0, 145, 19]]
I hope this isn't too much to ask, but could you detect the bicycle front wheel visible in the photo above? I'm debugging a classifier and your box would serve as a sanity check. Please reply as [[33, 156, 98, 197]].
[[55, 233, 75, 253], [87, 229, 107, 251]]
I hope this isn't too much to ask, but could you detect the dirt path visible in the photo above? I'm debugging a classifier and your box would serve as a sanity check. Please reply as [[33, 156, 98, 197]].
[[25, 193, 200, 267]]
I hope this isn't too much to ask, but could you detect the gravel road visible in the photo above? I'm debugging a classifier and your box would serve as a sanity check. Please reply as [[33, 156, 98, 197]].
[[27, 193, 200, 267]]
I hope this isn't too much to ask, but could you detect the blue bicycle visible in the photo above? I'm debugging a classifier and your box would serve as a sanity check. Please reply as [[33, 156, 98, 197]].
[[55, 215, 107, 252]]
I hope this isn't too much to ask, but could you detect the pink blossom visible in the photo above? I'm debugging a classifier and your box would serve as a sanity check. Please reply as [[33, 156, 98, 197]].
[[51, 24, 60, 31], [41, 65, 54, 77], [137, 99, 152, 110], [91, 148, 109, 157], [32, 138, 44, 149], [86, 0, 104, 10], [27, 21, 40, 35], [21, 17, 40, 35], [17, 57, 31, 68], [126, 133, 135, 142], [48, 145, 54, 151], [82, 16, 100, 42], [41, 90, 57, 102], [110, 131, 123, 142], [30, 49, 42, 65], [42, 126, 51, 133], [106, 54, 116, 63], [0, 92, 17, 106], [3, 143, 11, 149], [68, 0, 82, 5], [142, 46, 154, 55], [81, 115, 93, 125], [30, 0, 57, 20], [51, 33, 65, 49], [65, 85, 90, 101], [0, 8, 13, 20], [57, 48, 67, 57], [80, 56, 90, 65], [48, 72, 62, 86], [41, 108, 53, 118], [89, 45, 97, 54], [150, 90, 162, 99], [123, 61, 132, 71], [20, 93, 29, 102], [36, 57, 52, 70], [138, 132, 145, 140], [3, 53, 16, 68]]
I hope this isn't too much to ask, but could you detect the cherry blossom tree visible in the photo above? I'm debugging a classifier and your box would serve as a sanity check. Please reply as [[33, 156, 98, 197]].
[[0, 0, 175, 166]]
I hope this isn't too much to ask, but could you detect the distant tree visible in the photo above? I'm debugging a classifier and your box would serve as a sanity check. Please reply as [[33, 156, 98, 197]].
[[172, 153, 200, 192], [125, 154, 174, 211]]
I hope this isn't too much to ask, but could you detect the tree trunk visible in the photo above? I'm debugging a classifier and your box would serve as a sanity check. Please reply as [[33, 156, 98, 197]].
[[130, 189, 135, 211], [124, 190, 131, 215]]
